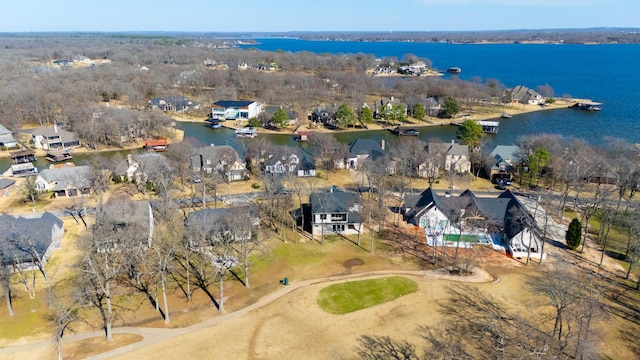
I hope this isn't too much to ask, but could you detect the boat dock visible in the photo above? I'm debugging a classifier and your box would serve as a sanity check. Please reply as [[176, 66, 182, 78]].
[[391, 126, 420, 136], [450, 120, 500, 134]]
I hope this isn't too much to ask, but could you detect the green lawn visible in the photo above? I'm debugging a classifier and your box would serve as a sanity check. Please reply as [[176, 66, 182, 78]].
[[317, 276, 418, 314]]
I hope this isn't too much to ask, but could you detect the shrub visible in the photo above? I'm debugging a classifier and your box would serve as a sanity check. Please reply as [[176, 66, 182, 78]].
[[251, 183, 261, 189], [566, 218, 582, 250]]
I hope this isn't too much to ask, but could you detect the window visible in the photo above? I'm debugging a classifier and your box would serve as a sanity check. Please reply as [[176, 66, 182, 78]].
[[332, 224, 345, 232], [331, 213, 347, 222], [320, 214, 327, 220]]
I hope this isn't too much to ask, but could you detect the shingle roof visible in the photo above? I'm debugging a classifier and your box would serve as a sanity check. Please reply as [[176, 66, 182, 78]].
[[213, 100, 255, 108], [38, 165, 92, 190], [192, 145, 242, 168], [349, 138, 384, 159], [0, 178, 16, 190], [0, 212, 63, 265]]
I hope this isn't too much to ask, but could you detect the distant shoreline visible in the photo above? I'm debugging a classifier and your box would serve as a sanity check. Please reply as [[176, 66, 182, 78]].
[[171, 98, 580, 136]]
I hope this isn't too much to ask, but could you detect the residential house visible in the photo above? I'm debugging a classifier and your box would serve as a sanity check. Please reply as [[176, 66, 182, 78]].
[[509, 85, 544, 105], [338, 138, 386, 170], [261, 147, 316, 177], [0, 212, 64, 266], [31, 125, 80, 151], [97, 200, 154, 247], [0, 124, 18, 148], [0, 178, 16, 197], [191, 145, 248, 182], [418, 141, 471, 178], [309, 190, 363, 236], [148, 96, 200, 112], [403, 187, 542, 258], [35, 165, 92, 197], [310, 107, 335, 125], [424, 96, 442, 117], [488, 145, 523, 183], [211, 100, 262, 120], [260, 106, 298, 127], [115, 153, 171, 184], [185, 205, 259, 251]]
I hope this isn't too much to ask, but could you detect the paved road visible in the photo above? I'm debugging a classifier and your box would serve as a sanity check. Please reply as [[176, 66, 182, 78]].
[[0, 268, 495, 359]]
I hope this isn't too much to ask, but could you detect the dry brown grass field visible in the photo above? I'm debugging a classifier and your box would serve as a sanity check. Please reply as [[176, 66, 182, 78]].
[[0, 173, 639, 359]]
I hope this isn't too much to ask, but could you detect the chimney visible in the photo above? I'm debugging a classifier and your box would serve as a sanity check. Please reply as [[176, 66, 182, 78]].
[[451, 139, 455, 144], [381, 139, 385, 150], [127, 154, 133, 166], [54, 123, 58, 134]]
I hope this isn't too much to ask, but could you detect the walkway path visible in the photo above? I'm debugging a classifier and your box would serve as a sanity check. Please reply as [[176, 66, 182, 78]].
[[0, 268, 494, 359]]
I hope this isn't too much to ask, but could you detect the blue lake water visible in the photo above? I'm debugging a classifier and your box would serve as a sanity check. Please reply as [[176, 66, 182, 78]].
[[236, 39, 640, 145]]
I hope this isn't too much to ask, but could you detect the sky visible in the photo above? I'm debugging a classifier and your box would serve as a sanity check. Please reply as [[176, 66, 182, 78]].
[[2, 0, 638, 33]]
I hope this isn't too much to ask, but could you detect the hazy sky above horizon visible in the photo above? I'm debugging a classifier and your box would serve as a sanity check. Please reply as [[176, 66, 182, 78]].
[[2, 0, 638, 33]]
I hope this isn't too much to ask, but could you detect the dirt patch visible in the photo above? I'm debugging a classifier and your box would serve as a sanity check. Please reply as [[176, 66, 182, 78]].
[[343, 258, 365, 272]]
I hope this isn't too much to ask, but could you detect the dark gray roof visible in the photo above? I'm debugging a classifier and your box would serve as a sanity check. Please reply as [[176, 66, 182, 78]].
[[310, 191, 362, 224], [32, 125, 78, 142], [349, 138, 385, 159], [191, 145, 242, 168], [405, 187, 524, 228], [0, 212, 63, 265], [427, 142, 469, 157], [0, 178, 16, 190], [213, 100, 255, 108], [262, 106, 297, 119], [38, 166, 92, 191], [186, 206, 259, 241]]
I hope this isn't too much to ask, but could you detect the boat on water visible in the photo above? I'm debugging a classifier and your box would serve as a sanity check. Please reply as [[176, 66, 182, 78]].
[[235, 127, 257, 138], [447, 67, 461, 74], [500, 113, 512, 119], [391, 126, 420, 136]]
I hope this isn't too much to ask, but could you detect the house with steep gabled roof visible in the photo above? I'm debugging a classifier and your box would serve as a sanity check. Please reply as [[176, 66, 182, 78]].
[[418, 141, 470, 178], [261, 147, 316, 178], [403, 187, 543, 259], [148, 96, 200, 112], [309, 190, 363, 236], [35, 165, 92, 197], [211, 100, 262, 120], [509, 85, 544, 105], [0, 124, 18, 149], [337, 138, 386, 170], [488, 145, 524, 182], [31, 125, 80, 151], [0, 212, 64, 266], [191, 144, 248, 182]]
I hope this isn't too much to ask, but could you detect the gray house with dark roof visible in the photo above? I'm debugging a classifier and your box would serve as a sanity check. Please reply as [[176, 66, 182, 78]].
[[262, 147, 316, 177], [338, 138, 386, 170], [419, 141, 471, 177], [31, 125, 80, 150], [489, 145, 523, 182], [0, 124, 18, 148], [403, 187, 542, 258], [0, 212, 64, 266], [509, 85, 544, 105], [35, 165, 92, 197], [148, 96, 200, 112], [310, 190, 362, 236], [191, 145, 248, 182]]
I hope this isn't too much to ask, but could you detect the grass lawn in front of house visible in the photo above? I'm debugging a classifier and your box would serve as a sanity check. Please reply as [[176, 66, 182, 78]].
[[317, 276, 418, 314]]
